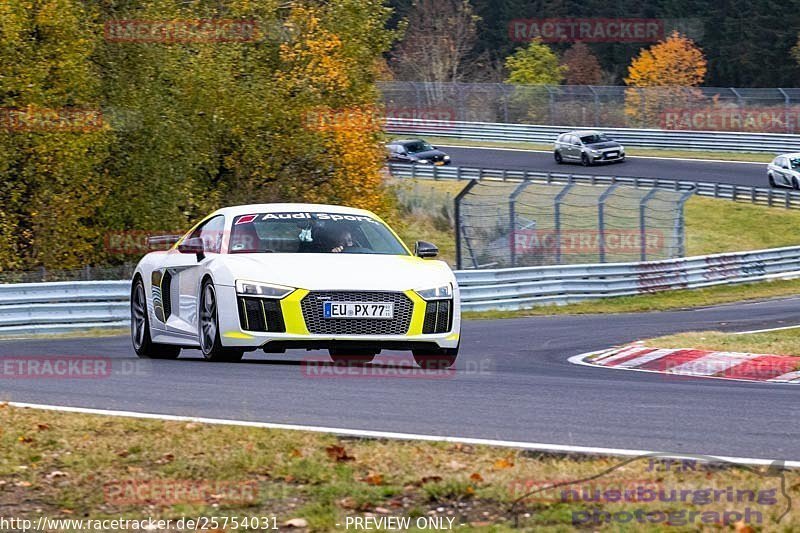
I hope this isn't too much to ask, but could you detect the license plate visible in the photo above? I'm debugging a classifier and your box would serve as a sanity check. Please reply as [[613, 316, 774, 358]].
[[434, 161, 445, 166], [605, 152, 618, 158], [323, 302, 394, 319]]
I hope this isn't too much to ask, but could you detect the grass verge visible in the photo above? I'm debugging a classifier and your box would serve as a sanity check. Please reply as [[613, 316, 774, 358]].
[[463, 278, 800, 320], [0, 404, 796, 531], [644, 327, 800, 357], [419, 135, 773, 163]]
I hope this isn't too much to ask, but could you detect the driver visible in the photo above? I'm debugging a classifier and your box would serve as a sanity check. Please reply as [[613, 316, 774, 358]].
[[330, 229, 354, 253]]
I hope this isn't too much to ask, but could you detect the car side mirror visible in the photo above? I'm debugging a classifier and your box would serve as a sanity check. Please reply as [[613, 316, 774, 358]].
[[177, 237, 205, 261], [415, 240, 438, 258]]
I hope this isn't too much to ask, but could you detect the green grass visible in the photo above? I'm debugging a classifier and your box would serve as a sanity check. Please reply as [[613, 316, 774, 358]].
[[1, 405, 797, 531], [419, 135, 774, 163], [645, 327, 800, 357]]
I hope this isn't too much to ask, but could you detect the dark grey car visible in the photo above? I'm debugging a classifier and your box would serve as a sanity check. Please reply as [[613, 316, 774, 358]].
[[386, 139, 451, 165], [554, 130, 625, 166]]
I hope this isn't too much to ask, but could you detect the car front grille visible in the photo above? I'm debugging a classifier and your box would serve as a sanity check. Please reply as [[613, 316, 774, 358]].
[[422, 300, 453, 334], [300, 291, 413, 335], [238, 297, 286, 333]]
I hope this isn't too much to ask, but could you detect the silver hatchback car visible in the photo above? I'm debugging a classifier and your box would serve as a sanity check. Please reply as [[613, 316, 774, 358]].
[[554, 130, 625, 166], [767, 153, 800, 189]]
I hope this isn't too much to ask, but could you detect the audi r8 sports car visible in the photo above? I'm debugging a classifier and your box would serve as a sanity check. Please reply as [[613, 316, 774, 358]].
[[131, 204, 461, 368]]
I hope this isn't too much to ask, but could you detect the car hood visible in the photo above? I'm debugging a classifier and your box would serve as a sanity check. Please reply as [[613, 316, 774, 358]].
[[409, 149, 447, 159], [585, 141, 622, 150], [209, 253, 456, 291]]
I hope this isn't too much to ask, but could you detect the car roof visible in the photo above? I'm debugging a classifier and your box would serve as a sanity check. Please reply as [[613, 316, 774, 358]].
[[212, 203, 378, 219], [777, 153, 800, 158], [569, 130, 602, 136], [388, 139, 424, 145]]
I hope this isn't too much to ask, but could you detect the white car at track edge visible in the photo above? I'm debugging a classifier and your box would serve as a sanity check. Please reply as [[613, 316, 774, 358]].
[[131, 203, 461, 368]]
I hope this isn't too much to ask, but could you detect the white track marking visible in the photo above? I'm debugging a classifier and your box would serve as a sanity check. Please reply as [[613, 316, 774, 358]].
[[770, 371, 800, 383], [5, 400, 798, 468], [733, 324, 800, 335], [439, 144, 768, 165]]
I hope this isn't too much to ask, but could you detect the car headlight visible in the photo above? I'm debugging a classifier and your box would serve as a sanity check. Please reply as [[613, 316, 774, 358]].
[[620, 147, 625, 154], [415, 284, 453, 300], [590, 149, 601, 155], [443, 155, 450, 160], [235, 280, 294, 299], [417, 159, 430, 164]]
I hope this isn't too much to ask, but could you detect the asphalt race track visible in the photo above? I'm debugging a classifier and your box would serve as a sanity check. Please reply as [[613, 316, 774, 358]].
[[2, 297, 800, 461], [440, 145, 769, 188]]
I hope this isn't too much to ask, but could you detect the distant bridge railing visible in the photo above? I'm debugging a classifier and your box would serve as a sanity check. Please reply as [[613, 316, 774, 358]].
[[385, 118, 800, 153], [3, 245, 800, 333]]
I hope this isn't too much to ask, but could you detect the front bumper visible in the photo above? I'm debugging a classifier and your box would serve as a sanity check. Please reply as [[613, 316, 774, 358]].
[[215, 286, 461, 351], [590, 150, 624, 163]]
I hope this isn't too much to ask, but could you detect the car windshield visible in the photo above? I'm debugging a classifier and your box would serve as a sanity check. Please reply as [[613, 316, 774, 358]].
[[580, 133, 610, 144], [228, 212, 409, 255], [791, 158, 800, 169], [404, 141, 434, 153]]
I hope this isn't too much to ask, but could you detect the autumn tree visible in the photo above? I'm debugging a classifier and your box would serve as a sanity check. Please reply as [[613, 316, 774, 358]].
[[0, 0, 111, 270], [503, 39, 564, 123], [624, 31, 707, 127], [561, 42, 603, 85], [390, 0, 482, 104]]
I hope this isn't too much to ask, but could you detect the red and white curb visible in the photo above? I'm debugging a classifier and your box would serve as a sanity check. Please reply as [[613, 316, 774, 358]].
[[569, 343, 800, 384]]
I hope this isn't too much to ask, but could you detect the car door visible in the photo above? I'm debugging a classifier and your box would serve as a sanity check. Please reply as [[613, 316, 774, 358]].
[[777, 157, 792, 186], [160, 215, 226, 337], [568, 135, 581, 160]]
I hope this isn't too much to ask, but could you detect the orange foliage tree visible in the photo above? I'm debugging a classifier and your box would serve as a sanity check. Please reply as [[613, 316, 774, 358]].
[[624, 31, 707, 128]]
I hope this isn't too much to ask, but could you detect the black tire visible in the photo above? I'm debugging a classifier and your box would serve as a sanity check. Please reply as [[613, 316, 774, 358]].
[[793, 177, 799, 191], [768, 173, 776, 187], [581, 153, 591, 166], [329, 349, 376, 365], [554, 151, 563, 164], [131, 277, 180, 359], [199, 279, 244, 362], [412, 346, 459, 369]]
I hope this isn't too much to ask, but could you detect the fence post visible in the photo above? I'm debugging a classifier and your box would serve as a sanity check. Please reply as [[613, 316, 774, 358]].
[[675, 188, 696, 258], [554, 179, 575, 265], [508, 180, 532, 267], [639, 188, 659, 262], [454, 180, 478, 270], [597, 183, 618, 263]]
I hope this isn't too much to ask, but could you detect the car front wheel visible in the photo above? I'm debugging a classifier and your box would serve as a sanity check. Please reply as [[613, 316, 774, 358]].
[[554, 151, 563, 164], [581, 153, 591, 166], [199, 279, 244, 362]]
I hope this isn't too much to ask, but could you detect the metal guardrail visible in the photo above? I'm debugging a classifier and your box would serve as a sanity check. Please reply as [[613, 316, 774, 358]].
[[3, 246, 800, 331], [457, 245, 800, 311], [0, 281, 130, 335], [387, 164, 800, 209], [385, 118, 800, 153]]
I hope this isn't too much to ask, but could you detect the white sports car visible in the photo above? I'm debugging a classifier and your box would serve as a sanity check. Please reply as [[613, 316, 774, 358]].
[[131, 203, 461, 368]]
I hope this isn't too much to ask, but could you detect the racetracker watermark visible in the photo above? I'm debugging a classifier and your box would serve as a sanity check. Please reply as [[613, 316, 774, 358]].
[[508, 18, 664, 43], [0, 107, 103, 132], [661, 107, 800, 133], [508, 453, 790, 528], [104, 19, 258, 43], [0, 356, 150, 379], [512, 229, 664, 255], [302, 106, 455, 132], [104, 479, 259, 505], [301, 355, 491, 379]]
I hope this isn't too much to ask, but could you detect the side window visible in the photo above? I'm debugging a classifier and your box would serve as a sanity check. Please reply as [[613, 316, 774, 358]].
[[570, 135, 579, 145], [189, 215, 225, 253]]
